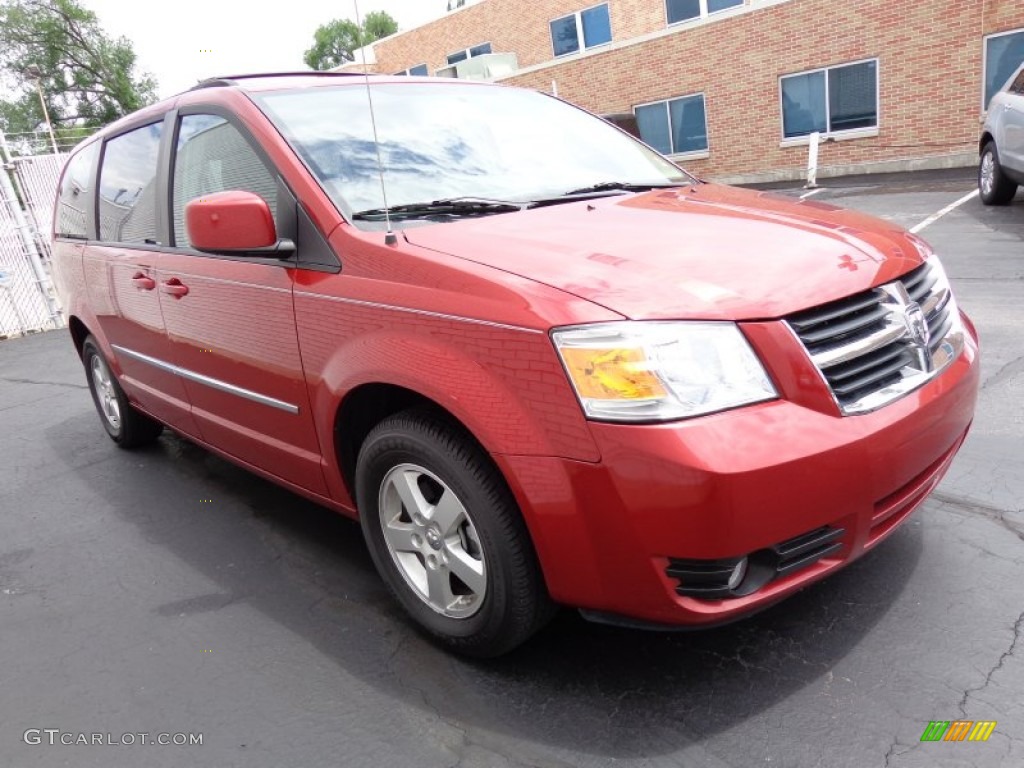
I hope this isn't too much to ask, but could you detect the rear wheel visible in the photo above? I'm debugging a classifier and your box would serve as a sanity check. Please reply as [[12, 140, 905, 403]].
[[979, 142, 1018, 205], [82, 336, 163, 448], [356, 409, 553, 657]]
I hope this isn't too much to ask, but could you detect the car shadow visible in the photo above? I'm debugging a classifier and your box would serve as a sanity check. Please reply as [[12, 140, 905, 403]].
[[48, 416, 921, 759], [964, 192, 1024, 242]]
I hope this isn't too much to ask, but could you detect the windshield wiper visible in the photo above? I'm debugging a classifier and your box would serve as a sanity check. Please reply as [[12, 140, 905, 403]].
[[559, 181, 692, 196], [352, 198, 524, 221]]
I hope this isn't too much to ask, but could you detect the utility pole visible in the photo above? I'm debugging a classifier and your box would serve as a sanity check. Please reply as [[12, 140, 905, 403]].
[[24, 65, 60, 156]]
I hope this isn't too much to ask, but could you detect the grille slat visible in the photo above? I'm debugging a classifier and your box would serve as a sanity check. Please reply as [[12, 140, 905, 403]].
[[787, 292, 884, 333], [787, 260, 961, 414], [903, 264, 938, 302], [928, 314, 953, 351], [791, 304, 889, 347], [824, 341, 906, 381], [829, 356, 909, 398]]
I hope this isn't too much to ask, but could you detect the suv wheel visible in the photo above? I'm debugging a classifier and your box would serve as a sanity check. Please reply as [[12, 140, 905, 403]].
[[356, 409, 553, 657], [83, 336, 163, 448], [979, 142, 1018, 205]]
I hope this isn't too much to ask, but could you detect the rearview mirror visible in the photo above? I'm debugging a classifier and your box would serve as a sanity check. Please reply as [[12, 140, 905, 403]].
[[185, 190, 294, 256]]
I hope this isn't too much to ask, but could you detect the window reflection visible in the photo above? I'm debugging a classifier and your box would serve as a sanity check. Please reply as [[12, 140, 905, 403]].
[[257, 84, 688, 218]]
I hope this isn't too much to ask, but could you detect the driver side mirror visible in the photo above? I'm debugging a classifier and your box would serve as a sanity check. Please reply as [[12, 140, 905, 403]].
[[185, 190, 295, 256]]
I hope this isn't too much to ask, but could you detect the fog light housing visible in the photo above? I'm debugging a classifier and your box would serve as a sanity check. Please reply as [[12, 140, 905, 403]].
[[727, 557, 748, 590]]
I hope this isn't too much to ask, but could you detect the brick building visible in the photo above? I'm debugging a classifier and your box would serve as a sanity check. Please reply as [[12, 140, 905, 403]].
[[340, 0, 1024, 183]]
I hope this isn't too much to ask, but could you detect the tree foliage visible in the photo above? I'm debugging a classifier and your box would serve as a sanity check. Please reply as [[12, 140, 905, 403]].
[[303, 11, 399, 70], [0, 0, 157, 134]]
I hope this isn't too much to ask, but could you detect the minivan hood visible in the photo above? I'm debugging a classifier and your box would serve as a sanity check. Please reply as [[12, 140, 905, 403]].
[[403, 183, 929, 320]]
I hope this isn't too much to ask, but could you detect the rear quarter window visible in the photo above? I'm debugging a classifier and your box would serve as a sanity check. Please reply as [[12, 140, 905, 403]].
[[55, 142, 99, 239]]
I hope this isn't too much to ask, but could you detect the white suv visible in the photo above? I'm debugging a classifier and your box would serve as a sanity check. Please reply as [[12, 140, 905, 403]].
[[980, 63, 1024, 205]]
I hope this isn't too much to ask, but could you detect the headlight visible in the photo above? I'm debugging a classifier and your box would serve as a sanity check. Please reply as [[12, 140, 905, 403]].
[[551, 321, 777, 422]]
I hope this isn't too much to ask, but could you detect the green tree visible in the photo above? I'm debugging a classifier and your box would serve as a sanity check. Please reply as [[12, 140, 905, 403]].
[[303, 11, 399, 70], [0, 0, 156, 135]]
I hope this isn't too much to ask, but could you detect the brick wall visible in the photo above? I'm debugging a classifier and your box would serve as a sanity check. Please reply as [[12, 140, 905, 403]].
[[372, 0, 667, 75], [366, 0, 1024, 180]]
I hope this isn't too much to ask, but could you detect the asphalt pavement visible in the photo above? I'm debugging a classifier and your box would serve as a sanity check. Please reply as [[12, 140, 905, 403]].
[[1, 170, 1022, 768]]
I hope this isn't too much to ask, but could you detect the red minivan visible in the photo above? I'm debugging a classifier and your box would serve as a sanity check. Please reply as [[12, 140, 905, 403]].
[[51, 73, 979, 656]]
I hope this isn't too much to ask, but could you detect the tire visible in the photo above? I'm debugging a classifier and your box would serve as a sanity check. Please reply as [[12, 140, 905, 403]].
[[979, 142, 1018, 205], [82, 336, 163, 449], [356, 409, 554, 657]]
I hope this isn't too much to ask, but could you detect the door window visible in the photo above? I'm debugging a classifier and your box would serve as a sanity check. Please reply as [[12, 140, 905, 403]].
[[1011, 68, 1024, 95], [172, 115, 278, 248], [97, 123, 163, 243]]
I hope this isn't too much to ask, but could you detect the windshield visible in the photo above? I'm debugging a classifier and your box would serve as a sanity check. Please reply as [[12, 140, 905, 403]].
[[254, 82, 692, 221]]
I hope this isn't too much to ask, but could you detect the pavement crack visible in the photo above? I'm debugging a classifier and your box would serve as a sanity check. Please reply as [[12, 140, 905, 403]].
[[980, 355, 1024, 392], [883, 736, 898, 768], [958, 611, 1024, 717], [932, 492, 1024, 543], [0, 375, 87, 390]]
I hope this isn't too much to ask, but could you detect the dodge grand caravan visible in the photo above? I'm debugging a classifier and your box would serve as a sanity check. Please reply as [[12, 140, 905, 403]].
[[51, 73, 979, 656]]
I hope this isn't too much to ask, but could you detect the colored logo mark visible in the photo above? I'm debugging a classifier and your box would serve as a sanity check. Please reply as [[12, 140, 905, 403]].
[[920, 721, 996, 742]]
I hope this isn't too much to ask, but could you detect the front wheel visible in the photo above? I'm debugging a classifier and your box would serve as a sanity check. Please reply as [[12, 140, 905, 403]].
[[356, 409, 553, 657], [979, 142, 1018, 205], [82, 336, 163, 448]]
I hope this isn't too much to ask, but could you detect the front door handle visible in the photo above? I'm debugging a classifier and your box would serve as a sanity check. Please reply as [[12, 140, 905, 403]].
[[160, 277, 189, 299], [131, 273, 155, 291]]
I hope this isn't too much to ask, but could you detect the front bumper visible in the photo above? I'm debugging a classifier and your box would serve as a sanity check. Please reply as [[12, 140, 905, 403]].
[[497, 319, 979, 627]]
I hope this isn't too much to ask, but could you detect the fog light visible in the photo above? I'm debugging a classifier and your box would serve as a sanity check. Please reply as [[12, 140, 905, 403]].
[[727, 557, 748, 590]]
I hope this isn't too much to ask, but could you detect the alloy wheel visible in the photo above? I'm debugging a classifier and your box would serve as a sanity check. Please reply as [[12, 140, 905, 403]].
[[90, 354, 121, 430], [377, 463, 487, 618], [980, 152, 995, 197]]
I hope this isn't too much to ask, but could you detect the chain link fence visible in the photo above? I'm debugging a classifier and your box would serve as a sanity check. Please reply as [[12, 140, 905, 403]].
[[0, 129, 74, 339]]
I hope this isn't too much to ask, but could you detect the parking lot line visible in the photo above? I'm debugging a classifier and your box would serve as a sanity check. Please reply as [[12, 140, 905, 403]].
[[909, 189, 979, 234], [799, 188, 825, 200]]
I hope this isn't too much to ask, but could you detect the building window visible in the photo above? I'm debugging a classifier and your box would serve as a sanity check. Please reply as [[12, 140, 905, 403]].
[[447, 42, 492, 65], [634, 93, 708, 156], [666, 0, 742, 25], [984, 28, 1024, 108], [550, 4, 612, 58], [395, 64, 429, 76], [781, 59, 878, 139]]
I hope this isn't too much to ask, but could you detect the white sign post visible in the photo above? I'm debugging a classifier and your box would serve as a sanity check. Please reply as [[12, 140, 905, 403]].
[[806, 131, 820, 189]]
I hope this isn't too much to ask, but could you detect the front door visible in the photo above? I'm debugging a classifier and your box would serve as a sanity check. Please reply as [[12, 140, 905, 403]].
[[158, 113, 326, 494]]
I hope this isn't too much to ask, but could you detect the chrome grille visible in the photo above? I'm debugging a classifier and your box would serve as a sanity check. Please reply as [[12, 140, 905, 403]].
[[787, 259, 964, 415]]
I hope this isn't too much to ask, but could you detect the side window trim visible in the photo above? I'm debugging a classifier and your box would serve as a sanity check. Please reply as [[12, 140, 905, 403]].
[[154, 109, 178, 247]]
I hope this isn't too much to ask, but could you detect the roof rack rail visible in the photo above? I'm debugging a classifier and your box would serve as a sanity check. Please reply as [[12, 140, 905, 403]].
[[190, 71, 375, 90]]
